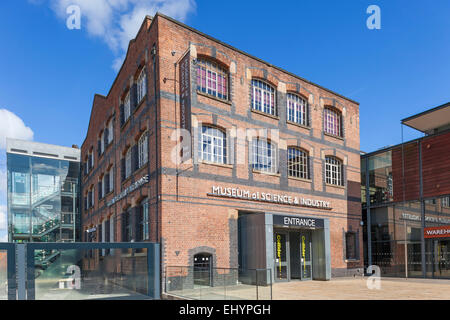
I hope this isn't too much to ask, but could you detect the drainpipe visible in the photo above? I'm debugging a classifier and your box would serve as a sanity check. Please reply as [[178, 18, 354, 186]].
[[151, 44, 160, 243], [365, 156, 372, 269]]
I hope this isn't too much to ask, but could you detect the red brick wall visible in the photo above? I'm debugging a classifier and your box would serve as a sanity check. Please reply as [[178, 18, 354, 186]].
[[81, 14, 362, 276], [392, 131, 450, 202]]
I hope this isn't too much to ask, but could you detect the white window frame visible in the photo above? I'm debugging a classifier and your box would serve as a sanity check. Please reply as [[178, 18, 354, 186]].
[[196, 59, 229, 100], [325, 156, 343, 186], [442, 196, 450, 208], [324, 107, 342, 137], [288, 147, 309, 179], [252, 138, 277, 174], [107, 118, 114, 144], [198, 126, 227, 164], [125, 148, 132, 179], [100, 131, 105, 154], [287, 93, 308, 126], [251, 79, 275, 116], [108, 167, 114, 192], [138, 131, 148, 168], [137, 68, 147, 103], [101, 175, 105, 198], [124, 92, 131, 122], [142, 198, 149, 241]]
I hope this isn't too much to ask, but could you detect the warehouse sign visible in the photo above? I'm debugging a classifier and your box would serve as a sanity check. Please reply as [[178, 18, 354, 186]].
[[207, 185, 332, 210], [424, 226, 450, 239], [107, 175, 149, 207]]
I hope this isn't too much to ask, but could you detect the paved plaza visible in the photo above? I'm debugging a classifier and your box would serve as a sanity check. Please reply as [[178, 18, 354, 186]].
[[271, 277, 450, 300], [166, 277, 450, 300]]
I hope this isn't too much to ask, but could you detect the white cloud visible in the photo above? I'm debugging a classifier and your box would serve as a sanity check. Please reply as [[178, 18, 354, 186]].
[[0, 205, 6, 232], [0, 109, 34, 149], [45, 0, 196, 70], [0, 165, 5, 196]]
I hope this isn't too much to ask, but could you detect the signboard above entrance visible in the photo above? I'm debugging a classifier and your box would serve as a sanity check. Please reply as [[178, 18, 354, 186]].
[[207, 185, 332, 210], [273, 214, 325, 229]]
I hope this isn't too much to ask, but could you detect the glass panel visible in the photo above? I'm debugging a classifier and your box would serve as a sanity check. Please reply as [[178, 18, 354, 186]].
[[367, 151, 393, 204], [8, 153, 80, 243], [301, 232, 312, 279], [0, 250, 7, 300], [33, 248, 149, 300], [274, 232, 287, 281], [166, 267, 272, 300]]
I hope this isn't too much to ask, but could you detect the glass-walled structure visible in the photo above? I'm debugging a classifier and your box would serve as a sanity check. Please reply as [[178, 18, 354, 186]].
[[6, 139, 81, 244], [362, 102, 450, 279]]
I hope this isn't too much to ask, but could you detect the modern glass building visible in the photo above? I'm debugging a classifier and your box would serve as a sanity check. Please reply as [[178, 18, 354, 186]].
[[6, 139, 81, 245], [362, 102, 450, 279]]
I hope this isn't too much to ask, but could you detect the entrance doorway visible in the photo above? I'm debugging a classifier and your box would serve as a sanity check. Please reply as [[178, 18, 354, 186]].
[[274, 229, 312, 282], [433, 240, 450, 278], [193, 253, 212, 286]]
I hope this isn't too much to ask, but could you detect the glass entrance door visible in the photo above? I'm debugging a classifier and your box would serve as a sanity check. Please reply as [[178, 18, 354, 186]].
[[300, 231, 312, 280], [434, 240, 450, 278], [274, 231, 288, 281]]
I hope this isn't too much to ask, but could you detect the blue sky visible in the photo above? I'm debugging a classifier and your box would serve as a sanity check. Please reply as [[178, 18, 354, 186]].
[[0, 0, 449, 240]]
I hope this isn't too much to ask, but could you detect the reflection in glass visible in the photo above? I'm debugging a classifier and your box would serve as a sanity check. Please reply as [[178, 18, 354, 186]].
[[7, 153, 80, 249]]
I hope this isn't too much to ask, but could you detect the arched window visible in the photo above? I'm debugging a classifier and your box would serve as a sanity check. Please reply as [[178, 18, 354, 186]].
[[288, 147, 310, 179], [251, 79, 276, 116], [106, 117, 114, 145], [125, 147, 132, 179], [198, 125, 227, 164], [324, 107, 342, 137], [287, 93, 308, 126], [325, 156, 344, 186], [252, 138, 277, 174], [124, 91, 131, 122], [196, 58, 229, 100], [138, 131, 148, 168], [140, 198, 149, 241], [137, 68, 147, 103]]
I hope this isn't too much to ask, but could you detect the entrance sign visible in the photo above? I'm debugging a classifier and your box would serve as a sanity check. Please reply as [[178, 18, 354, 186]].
[[273, 214, 324, 229], [207, 185, 332, 210]]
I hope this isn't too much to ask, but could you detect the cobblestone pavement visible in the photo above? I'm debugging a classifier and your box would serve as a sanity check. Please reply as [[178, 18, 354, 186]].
[[272, 277, 450, 300]]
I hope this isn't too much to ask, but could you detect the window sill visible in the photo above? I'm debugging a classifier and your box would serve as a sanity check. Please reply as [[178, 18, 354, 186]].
[[287, 121, 310, 130], [120, 117, 131, 131], [134, 96, 146, 114], [325, 183, 345, 189], [105, 190, 114, 198], [121, 165, 148, 186], [251, 109, 279, 120], [324, 132, 344, 141], [345, 259, 360, 263], [197, 91, 232, 105], [252, 169, 280, 177], [198, 160, 233, 169], [288, 176, 312, 183], [134, 163, 149, 177]]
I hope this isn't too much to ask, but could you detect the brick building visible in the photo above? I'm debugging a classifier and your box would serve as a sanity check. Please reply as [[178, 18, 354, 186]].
[[81, 13, 363, 284], [362, 102, 450, 279]]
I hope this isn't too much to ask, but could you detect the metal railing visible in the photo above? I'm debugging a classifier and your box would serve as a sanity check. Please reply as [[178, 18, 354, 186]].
[[165, 266, 272, 300]]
